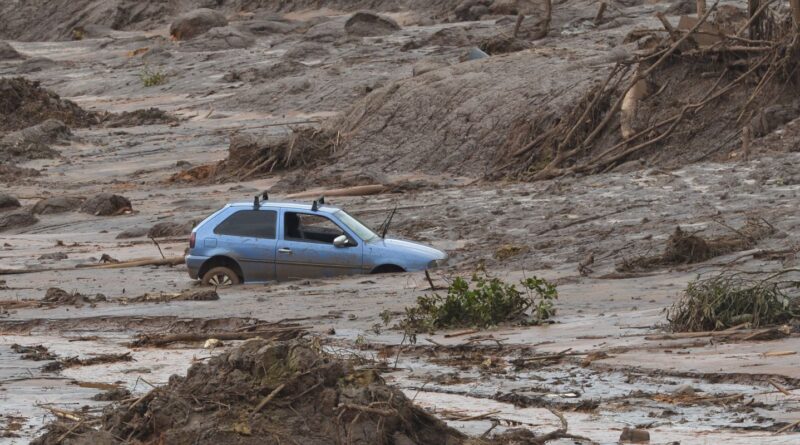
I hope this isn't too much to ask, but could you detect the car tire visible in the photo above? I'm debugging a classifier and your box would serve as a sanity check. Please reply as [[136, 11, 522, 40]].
[[201, 266, 241, 286]]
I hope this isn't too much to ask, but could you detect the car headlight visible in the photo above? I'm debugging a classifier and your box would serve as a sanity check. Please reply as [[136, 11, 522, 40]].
[[428, 258, 448, 269]]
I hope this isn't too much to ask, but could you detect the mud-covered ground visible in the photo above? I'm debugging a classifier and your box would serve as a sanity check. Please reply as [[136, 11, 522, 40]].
[[2, 1, 800, 444]]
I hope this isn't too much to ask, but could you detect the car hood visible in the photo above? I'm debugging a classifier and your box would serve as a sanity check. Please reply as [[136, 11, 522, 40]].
[[372, 238, 446, 258]]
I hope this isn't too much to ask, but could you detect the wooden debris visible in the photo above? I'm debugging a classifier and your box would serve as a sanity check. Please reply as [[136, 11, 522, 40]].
[[130, 325, 306, 347]]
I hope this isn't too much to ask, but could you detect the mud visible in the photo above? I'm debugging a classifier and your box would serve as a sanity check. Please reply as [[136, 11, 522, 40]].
[[3, 0, 800, 444]]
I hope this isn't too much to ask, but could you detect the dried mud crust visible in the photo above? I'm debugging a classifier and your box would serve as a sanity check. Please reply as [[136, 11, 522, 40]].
[[32, 338, 465, 445]]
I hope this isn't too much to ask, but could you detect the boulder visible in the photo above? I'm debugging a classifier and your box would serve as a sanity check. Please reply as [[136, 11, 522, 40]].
[[32, 196, 84, 214], [169, 8, 228, 40], [0, 193, 21, 211], [0, 41, 22, 60], [80, 193, 132, 216], [0, 211, 37, 232], [344, 11, 401, 37]]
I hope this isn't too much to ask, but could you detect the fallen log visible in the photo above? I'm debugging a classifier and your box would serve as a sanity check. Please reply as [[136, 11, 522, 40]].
[[286, 184, 388, 199], [130, 325, 307, 347], [77, 256, 184, 269], [645, 326, 790, 341], [0, 256, 185, 276]]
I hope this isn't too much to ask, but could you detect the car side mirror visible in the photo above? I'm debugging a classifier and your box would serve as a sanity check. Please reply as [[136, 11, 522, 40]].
[[333, 235, 354, 248]]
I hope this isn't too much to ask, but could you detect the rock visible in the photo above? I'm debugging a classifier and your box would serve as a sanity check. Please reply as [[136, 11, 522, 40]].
[[0, 211, 37, 232], [462, 46, 490, 61], [0, 193, 21, 211], [204, 338, 223, 349], [344, 11, 401, 37], [16, 57, 57, 73], [32, 196, 84, 214], [169, 8, 228, 40], [620, 427, 650, 443], [180, 26, 255, 51], [38, 252, 68, 261], [0, 41, 22, 60], [79, 193, 132, 216], [116, 227, 149, 239], [147, 221, 193, 238]]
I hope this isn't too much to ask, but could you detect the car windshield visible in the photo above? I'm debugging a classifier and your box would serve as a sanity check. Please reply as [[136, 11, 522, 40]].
[[335, 210, 378, 242]]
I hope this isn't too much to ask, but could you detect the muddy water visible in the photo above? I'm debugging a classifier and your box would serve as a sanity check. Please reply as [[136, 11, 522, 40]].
[[0, 336, 211, 442]]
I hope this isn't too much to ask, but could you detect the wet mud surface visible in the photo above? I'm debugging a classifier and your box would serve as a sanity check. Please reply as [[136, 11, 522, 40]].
[[3, 1, 800, 443]]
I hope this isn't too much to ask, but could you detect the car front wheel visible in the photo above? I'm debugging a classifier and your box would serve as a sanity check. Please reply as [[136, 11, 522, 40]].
[[201, 266, 241, 286]]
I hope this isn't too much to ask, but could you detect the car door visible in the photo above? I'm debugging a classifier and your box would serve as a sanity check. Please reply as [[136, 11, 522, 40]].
[[212, 209, 278, 282], [275, 209, 363, 281]]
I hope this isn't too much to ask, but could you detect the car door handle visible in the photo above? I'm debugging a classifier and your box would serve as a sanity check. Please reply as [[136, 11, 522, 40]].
[[278, 248, 292, 254]]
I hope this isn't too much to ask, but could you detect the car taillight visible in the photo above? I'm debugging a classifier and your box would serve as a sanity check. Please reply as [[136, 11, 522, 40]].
[[189, 232, 196, 249]]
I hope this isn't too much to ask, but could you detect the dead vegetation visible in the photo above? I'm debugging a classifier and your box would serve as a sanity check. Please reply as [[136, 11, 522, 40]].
[[618, 217, 774, 271], [170, 127, 340, 183], [495, 1, 800, 180], [668, 268, 800, 332]]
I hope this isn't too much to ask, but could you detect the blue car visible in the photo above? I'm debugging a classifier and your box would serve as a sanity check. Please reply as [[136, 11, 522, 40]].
[[186, 198, 448, 285]]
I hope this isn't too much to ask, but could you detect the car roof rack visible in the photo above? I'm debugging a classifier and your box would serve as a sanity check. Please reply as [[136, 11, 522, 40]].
[[311, 196, 326, 212], [253, 195, 260, 210]]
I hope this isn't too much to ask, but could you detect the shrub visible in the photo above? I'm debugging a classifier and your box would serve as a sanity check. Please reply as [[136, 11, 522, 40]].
[[141, 66, 168, 87], [668, 273, 798, 332], [399, 274, 558, 339]]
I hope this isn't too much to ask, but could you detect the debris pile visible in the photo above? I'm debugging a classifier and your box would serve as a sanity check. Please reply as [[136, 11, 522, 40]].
[[344, 11, 401, 37], [496, 4, 800, 180], [0, 77, 97, 132], [668, 269, 800, 331], [171, 127, 339, 183], [33, 338, 466, 445], [618, 218, 775, 271], [100, 108, 179, 128], [79, 193, 132, 216], [42, 287, 107, 306]]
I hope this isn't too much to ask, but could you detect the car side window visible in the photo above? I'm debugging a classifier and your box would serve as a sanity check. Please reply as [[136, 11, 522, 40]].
[[214, 210, 277, 239], [284, 212, 345, 244]]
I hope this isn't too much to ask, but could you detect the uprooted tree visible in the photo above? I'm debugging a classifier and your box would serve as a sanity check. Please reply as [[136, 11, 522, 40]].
[[495, 0, 800, 180]]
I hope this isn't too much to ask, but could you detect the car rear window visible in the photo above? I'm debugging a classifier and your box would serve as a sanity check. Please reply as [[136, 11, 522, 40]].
[[214, 210, 277, 239]]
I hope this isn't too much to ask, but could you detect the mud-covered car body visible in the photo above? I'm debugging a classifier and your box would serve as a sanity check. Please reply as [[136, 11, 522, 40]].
[[186, 201, 447, 284]]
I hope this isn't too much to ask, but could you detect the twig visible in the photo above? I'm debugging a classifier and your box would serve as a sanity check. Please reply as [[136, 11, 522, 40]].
[[149, 237, 165, 260], [251, 383, 286, 416]]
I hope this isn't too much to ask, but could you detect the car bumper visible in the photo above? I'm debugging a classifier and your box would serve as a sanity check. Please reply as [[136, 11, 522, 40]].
[[185, 254, 208, 280]]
